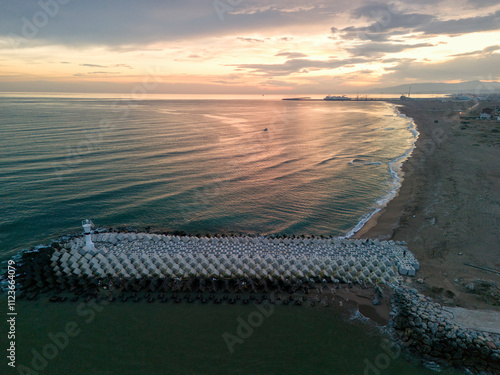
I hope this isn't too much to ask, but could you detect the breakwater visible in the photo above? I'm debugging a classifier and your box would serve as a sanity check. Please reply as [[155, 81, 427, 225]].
[[3, 231, 418, 301], [8, 230, 500, 373], [392, 287, 500, 374]]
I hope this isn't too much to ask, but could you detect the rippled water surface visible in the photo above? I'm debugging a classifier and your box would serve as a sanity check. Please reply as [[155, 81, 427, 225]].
[[1, 97, 415, 256], [0, 95, 464, 375]]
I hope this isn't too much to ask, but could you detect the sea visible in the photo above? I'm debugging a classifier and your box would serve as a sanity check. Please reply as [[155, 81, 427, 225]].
[[0, 94, 462, 374]]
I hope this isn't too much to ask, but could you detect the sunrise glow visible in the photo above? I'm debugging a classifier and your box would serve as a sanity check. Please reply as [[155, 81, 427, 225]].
[[1, 0, 499, 94]]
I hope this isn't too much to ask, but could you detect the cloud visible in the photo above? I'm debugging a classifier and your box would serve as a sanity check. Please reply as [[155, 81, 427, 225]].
[[483, 45, 500, 53], [381, 52, 500, 83], [80, 64, 107, 68], [347, 42, 434, 57], [451, 44, 500, 57], [211, 80, 245, 85], [329, 4, 500, 60], [211, 74, 246, 85], [0, 1, 347, 48], [73, 71, 119, 77], [236, 37, 266, 43], [331, 6, 434, 42], [466, 0, 500, 8], [80, 63, 132, 68], [418, 10, 500, 35], [275, 51, 308, 58], [259, 79, 297, 88], [397, 0, 445, 4], [1, 0, 500, 94], [333, 26, 410, 42], [230, 57, 368, 76], [382, 57, 416, 64], [333, 4, 500, 43], [350, 4, 434, 29]]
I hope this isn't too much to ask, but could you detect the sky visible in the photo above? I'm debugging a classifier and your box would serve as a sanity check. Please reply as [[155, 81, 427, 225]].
[[0, 0, 499, 95]]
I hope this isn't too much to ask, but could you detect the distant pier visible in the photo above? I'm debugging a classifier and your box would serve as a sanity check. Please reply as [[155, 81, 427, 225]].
[[282, 97, 395, 101]]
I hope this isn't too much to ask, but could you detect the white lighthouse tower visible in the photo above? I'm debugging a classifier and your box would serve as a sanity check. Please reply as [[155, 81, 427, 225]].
[[82, 219, 95, 251]]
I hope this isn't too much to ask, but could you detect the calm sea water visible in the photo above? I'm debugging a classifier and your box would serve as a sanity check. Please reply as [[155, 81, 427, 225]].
[[1, 96, 415, 256], [0, 95, 463, 374]]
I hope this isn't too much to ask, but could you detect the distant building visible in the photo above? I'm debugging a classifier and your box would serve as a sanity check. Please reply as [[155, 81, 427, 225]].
[[480, 108, 493, 119]]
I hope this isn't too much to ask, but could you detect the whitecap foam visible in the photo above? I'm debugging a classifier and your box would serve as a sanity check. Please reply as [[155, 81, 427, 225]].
[[154, 109, 184, 115], [342, 207, 382, 239], [348, 308, 371, 322], [345, 104, 419, 238]]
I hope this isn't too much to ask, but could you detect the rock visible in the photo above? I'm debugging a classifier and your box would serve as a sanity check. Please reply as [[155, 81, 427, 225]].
[[466, 283, 475, 291], [423, 338, 433, 346], [486, 341, 497, 350], [453, 351, 463, 360]]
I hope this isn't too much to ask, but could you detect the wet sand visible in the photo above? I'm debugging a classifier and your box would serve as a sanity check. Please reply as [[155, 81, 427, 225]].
[[356, 99, 500, 310]]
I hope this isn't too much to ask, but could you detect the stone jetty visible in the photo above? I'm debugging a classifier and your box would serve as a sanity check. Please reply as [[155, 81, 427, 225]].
[[5, 229, 499, 374], [51, 232, 415, 284], [392, 287, 500, 374], [3, 231, 418, 301]]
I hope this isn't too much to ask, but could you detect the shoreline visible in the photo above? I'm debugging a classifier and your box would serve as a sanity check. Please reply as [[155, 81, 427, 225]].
[[345, 101, 419, 239], [355, 98, 500, 311], [352, 101, 419, 240]]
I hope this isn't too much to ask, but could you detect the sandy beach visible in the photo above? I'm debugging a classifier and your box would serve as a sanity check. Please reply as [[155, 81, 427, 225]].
[[356, 99, 500, 310]]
